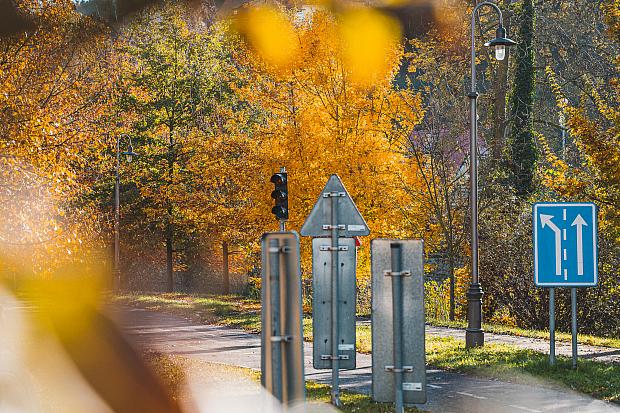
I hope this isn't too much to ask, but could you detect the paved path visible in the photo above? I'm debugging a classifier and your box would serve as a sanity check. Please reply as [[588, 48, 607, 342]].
[[356, 321, 620, 365], [117, 306, 620, 413]]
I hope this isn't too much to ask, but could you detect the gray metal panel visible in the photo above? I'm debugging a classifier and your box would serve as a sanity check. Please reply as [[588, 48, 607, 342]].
[[371, 239, 426, 404], [260, 232, 305, 405], [312, 237, 357, 369], [300, 174, 370, 237]]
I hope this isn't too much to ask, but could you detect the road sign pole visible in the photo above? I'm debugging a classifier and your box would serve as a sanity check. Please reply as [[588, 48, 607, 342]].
[[301, 174, 370, 406], [533, 203, 598, 368], [330, 192, 341, 407], [268, 238, 283, 401], [372, 239, 426, 405], [261, 232, 305, 406], [390, 243, 405, 413], [549, 287, 556, 366], [571, 287, 578, 369]]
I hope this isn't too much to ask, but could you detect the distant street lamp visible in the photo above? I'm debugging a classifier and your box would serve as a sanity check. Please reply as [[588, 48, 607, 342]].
[[466, 2, 516, 348], [114, 133, 138, 290]]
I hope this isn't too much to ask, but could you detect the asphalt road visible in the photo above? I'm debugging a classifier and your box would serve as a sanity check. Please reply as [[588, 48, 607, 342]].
[[117, 306, 620, 413]]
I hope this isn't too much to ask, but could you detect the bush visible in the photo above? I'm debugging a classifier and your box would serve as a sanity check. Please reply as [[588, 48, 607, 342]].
[[425, 280, 450, 321], [244, 277, 261, 301]]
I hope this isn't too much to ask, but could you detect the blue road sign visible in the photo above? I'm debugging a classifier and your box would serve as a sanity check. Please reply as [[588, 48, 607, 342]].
[[533, 203, 598, 287]]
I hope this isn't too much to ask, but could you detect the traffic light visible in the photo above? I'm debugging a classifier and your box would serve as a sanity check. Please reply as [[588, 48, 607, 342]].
[[270, 172, 288, 220]]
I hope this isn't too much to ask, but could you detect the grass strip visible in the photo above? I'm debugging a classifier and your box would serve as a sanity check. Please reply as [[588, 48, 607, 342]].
[[118, 293, 620, 403], [427, 318, 620, 349]]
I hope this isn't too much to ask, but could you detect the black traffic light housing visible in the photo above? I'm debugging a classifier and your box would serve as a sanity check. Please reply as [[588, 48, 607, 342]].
[[270, 172, 288, 220]]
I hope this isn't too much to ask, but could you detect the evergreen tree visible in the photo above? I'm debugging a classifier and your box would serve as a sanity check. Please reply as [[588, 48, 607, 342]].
[[508, 0, 536, 197]]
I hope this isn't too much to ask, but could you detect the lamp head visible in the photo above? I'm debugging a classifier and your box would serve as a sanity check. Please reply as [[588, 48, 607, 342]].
[[485, 24, 517, 61], [122, 144, 138, 163]]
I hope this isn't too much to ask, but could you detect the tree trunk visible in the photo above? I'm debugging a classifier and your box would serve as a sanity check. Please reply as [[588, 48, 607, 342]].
[[449, 253, 456, 321], [492, 1, 512, 160], [166, 227, 173, 292], [222, 241, 230, 295], [508, 0, 537, 197], [166, 130, 175, 293]]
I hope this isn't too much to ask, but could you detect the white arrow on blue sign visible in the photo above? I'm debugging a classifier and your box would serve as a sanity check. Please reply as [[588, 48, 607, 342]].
[[533, 203, 598, 287]]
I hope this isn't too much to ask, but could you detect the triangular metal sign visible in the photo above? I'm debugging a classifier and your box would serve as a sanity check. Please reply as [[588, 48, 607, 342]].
[[300, 174, 370, 237]]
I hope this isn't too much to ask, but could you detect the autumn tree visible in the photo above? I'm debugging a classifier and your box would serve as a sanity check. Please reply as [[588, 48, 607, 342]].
[[406, 13, 471, 320], [112, 3, 267, 291], [537, 0, 620, 335], [0, 0, 118, 277], [232, 7, 428, 277], [117, 4, 215, 291]]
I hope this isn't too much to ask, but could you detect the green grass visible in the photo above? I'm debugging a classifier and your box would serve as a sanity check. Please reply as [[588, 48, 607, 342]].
[[425, 335, 620, 402], [118, 293, 264, 332], [305, 381, 423, 412], [360, 322, 620, 402], [118, 293, 620, 404], [427, 317, 620, 349]]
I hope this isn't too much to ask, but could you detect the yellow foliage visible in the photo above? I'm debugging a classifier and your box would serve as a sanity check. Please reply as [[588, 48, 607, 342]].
[[234, 4, 404, 88], [1, 1, 437, 284], [0, 0, 117, 276], [602, 0, 620, 41], [543, 59, 620, 242], [232, 10, 428, 276], [235, 5, 300, 72], [338, 8, 402, 87]]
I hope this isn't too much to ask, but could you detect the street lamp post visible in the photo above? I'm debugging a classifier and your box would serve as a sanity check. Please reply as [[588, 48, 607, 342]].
[[466, 2, 516, 348], [114, 133, 138, 290]]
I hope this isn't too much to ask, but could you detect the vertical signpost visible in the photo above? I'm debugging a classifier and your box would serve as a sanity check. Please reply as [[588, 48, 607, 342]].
[[311, 237, 357, 371], [260, 232, 305, 406], [301, 174, 370, 407], [533, 203, 598, 368], [549, 287, 556, 365], [371, 240, 426, 410]]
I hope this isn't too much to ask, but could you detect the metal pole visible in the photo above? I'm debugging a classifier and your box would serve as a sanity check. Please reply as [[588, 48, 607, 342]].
[[269, 238, 283, 401], [561, 129, 567, 161], [549, 287, 556, 366], [390, 244, 404, 413], [330, 192, 341, 407], [466, 1, 503, 348], [281, 237, 292, 404], [114, 135, 121, 290], [560, 108, 567, 162], [571, 287, 578, 369]]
